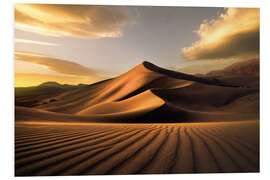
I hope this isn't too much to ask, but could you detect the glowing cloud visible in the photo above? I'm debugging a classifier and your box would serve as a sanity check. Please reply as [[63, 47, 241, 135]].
[[181, 8, 259, 60], [15, 51, 98, 76], [15, 4, 136, 38]]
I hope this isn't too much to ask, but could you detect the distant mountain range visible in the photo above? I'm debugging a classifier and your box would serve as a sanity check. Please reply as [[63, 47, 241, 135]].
[[207, 58, 259, 77], [15, 82, 88, 107]]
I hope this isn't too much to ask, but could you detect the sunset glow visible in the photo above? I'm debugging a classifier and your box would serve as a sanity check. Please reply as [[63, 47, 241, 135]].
[[14, 5, 259, 87]]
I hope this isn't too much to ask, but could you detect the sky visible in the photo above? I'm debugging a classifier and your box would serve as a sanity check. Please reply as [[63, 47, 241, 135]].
[[14, 4, 260, 87]]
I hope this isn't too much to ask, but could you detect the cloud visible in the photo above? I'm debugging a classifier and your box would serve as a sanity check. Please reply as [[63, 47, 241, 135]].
[[15, 38, 59, 46], [15, 51, 98, 76], [181, 8, 259, 60], [15, 4, 136, 38]]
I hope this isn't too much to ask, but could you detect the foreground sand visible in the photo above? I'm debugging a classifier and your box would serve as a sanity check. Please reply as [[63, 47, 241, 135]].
[[15, 120, 259, 176]]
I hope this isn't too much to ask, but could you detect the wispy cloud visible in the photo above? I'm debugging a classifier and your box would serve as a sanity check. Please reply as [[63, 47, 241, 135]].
[[15, 4, 136, 38], [181, 8, 259, 61], [15, 51, 98, 77], [15, 38, 59, 46]]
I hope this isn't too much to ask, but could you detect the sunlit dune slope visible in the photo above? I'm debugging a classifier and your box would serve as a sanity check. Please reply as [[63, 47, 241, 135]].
[[35, 62, 193, 114], [77, 90, 165, 117]]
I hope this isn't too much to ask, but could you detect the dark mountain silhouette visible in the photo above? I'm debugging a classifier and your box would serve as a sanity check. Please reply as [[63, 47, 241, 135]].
[[15, 82, 86, 107], [208, 58, 259, 77]]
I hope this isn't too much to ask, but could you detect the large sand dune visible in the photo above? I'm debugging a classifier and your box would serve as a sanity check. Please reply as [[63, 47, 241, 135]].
[[34, 63, 193, 114], [21, 61, 259, 122], [15, 61, 259, 175]]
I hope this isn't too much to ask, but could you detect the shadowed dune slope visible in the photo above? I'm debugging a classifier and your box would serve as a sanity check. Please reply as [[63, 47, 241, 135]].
[[152, 82, 258, 112]]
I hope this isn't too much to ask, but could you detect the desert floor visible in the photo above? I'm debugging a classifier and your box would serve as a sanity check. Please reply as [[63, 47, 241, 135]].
[[15, 120, 259, 176]]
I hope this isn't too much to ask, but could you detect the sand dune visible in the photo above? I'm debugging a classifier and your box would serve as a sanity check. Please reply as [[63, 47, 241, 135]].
[[21, 61, 258, 122], [15, 61, 259, 123], [35, 63, 194, 114], [15, 61, 259, 175], [34, 63, 163, 113], [15, 121, 259, 176]]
